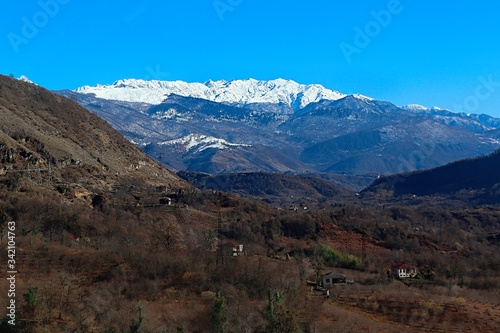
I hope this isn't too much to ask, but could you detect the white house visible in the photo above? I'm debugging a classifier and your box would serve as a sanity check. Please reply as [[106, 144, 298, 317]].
[[391, 264, 418, 279]]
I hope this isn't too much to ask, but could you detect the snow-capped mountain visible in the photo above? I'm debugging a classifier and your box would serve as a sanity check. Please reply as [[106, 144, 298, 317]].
[[59, 79, 500, 176], [75, 78, 361, 110], [401, 104, 500, 132], [401, 104, 450, 113], [401, 104, 433, 112]]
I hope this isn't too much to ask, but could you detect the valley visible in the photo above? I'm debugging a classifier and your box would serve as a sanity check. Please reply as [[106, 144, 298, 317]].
[[0, 75, 499, 332]]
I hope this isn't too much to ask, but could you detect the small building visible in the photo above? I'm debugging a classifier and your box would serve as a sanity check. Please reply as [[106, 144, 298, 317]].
[[323, 272, 347, 287], [232, 244, 244, 256], [220, 241, 244, 257], [155, 185, 168, 193], [159, 197, 172, 205], [391, 263, 418, 279]]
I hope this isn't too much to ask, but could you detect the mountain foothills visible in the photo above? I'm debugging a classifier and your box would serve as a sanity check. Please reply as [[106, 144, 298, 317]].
[[177, 170, 357, 207], [366, 148, 500, 205], [1, 75, 500, 332], [0, 75, 184, 190], [61, 78, 500, 176]]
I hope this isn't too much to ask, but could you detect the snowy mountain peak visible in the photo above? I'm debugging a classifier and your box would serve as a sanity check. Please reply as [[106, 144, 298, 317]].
[[75, 78, 355, 110], [401, 104, 451, 112], [351, 94, 374, 101], [401, 104, 429, 111], [429, 106, 447, 111]]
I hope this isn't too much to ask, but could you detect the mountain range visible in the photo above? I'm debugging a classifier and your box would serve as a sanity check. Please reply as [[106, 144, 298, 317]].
[[4, 75, 500, 333], [57, 78, 500, 177], [75, 78, 359, 110]]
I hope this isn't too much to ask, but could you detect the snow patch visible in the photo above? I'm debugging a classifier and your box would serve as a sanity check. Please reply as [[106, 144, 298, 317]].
[[158, 134, 251, 153], [351, 94, 374, 101], [401, 104, 429, 111], [17, 75, 35, 84]]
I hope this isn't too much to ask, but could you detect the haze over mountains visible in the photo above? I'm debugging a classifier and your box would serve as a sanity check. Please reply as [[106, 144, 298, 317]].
[[60, 78, 500, 177]]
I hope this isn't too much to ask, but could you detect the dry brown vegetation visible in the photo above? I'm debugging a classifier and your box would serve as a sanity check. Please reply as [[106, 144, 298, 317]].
[[0, 75, 499, 332], [0, 75, 184, 189], [0, 177, 499, 332]]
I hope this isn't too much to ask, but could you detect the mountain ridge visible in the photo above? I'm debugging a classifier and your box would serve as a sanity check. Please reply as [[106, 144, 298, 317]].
[[61, 78, 500, 176], [364, 148, 500, 205], [0, 74, 186, 189], [75, 78, 369, 110]]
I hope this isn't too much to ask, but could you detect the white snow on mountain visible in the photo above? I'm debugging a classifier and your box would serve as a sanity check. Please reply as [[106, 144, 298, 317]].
[[158, 134, 251, 153], [17, 75, 35, 84], [75, 78, 357, 110], [401, 104, 429, 111], [401, 104, 448, 112], [351, 93, 374, 101], [401, 104, 500, 131]]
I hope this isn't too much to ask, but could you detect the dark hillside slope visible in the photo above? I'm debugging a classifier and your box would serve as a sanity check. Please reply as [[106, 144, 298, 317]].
[[178, 170, 354, 199], [0, 75, 185, 188], [366, 149, 500, 198]]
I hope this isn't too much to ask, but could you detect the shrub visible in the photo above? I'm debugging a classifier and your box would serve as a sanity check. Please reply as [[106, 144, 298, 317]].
[[317, 244, 363, 270], [280, 215, 316, 239]]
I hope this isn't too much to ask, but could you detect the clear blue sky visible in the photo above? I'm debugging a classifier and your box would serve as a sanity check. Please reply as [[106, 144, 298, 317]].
[[2, 0, 500, 117]]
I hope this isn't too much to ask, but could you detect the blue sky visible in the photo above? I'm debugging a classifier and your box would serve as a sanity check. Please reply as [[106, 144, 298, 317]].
[[2, 0, 500, 117]]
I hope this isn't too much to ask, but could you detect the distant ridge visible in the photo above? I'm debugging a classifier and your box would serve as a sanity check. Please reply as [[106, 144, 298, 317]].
[[75, 78, 365, 110], [177, 170, 354, 199], [62, 78, 500, 176], [365, 149, 500, 203]]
